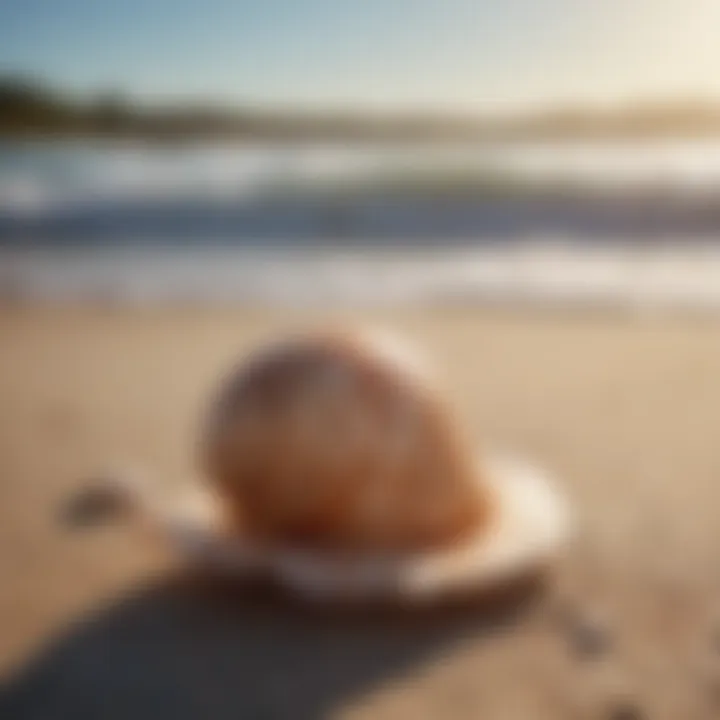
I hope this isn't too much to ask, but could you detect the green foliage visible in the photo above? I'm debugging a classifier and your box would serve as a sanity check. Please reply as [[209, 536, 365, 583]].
[[0, 77, 75, 131]]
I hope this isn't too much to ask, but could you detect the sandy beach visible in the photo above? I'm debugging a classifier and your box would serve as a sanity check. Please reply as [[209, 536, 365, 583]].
[[3, 304, 720, 718]]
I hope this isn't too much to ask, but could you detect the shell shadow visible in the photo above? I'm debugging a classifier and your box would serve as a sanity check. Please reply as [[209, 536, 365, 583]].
[[2, 570, 546, 720]]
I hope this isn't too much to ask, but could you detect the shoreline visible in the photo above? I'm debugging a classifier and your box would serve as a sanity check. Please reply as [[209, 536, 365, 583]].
[[4, 242, 720, 315]]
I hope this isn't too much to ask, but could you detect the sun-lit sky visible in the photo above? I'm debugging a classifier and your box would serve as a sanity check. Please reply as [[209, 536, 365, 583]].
[[2, 0, 720, 112]]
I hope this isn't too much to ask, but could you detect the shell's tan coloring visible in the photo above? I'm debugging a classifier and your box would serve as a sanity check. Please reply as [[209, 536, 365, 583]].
[[201, 328, 492, 553]]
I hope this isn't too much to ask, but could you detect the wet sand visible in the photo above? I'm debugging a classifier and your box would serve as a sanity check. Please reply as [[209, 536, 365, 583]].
[[3, 304, 720, 718]]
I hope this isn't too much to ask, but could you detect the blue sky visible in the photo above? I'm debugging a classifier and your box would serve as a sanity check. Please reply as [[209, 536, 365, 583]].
[[2, 0, 720, 111]]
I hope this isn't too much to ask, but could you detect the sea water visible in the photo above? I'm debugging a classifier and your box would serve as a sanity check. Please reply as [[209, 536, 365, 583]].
[[3, 138, 720, 310]]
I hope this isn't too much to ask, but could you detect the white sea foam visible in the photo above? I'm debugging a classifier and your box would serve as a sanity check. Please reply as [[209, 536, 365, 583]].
[[5, 138, 720, 215], [4, 241, 720, 313], [5, 140, 720, 313]]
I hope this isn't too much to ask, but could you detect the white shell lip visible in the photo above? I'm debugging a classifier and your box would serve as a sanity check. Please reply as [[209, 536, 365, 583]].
[[160, 454, 573, 602]]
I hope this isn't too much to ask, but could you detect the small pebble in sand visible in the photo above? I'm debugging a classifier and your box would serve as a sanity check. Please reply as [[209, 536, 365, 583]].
[[573, 618, 610, 658], [60, 472, 137, 528], [555, 605, 612, 659], [605, 701, 643, 720]]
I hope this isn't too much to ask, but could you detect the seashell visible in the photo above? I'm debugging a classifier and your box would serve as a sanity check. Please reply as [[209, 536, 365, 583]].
[[201, 327, 491, 553]]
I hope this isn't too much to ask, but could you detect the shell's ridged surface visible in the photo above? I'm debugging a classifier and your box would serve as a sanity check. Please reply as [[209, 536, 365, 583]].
[[201, 329, 490, 552]]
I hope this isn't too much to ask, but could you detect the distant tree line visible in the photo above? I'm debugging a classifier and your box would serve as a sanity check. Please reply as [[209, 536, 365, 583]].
[[4, 76, 720, 140]]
